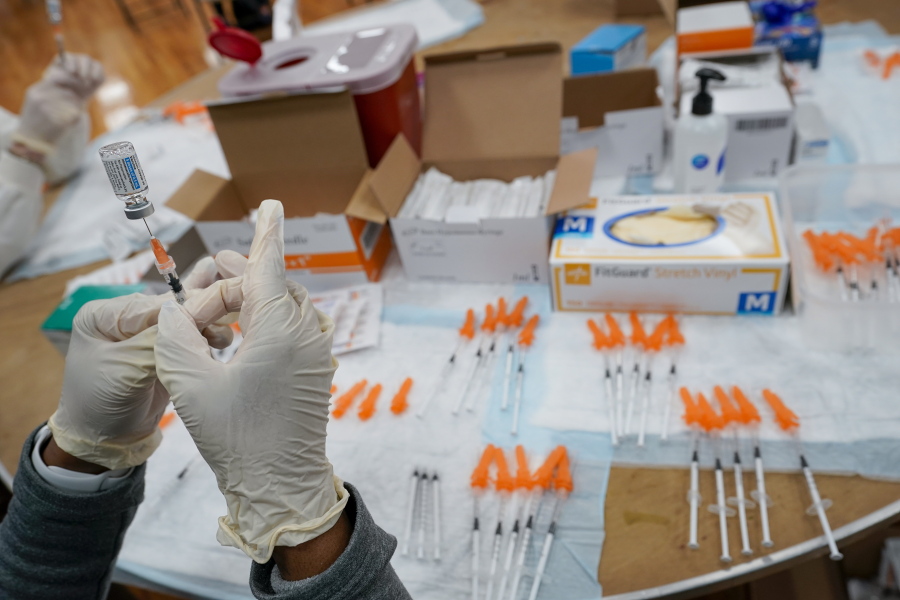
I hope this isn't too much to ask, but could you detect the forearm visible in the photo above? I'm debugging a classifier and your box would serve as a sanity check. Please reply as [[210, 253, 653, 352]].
[[0, 151, 44, 276], [250, 483, 411, 600], [0, 426, 145, 600]]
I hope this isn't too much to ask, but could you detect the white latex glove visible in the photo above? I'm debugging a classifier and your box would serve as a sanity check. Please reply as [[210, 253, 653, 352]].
[[156, 200, 347, 564], [48, 257, 241, 470], [14, 55, 104, 154]]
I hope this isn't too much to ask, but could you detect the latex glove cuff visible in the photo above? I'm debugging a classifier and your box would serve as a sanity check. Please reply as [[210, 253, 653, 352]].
[[48, 412, 162, 470], [217, 475, 350, 564], [9, 133, 54, 160]]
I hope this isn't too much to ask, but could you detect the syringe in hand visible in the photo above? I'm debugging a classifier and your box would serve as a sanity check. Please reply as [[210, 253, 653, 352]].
[[99, 141, 187, 305]]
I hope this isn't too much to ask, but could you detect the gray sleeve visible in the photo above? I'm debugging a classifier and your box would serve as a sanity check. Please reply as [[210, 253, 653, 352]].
[[0, 426, 146, 600], [250, 482, 411, 600]]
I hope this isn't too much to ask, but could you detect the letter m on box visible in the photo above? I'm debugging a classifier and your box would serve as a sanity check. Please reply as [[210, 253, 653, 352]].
[[554, 216, 594, 238], [737, 292, 776, 315]]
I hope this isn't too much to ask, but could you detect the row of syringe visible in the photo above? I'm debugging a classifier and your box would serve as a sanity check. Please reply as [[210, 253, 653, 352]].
[[418, 299, 540, 437], [680, 385, 842, 563], [470, 445, 572, 600], [804, 225, 900, 302], [587, 311, 685, 447], [397, 167, 557, 221]]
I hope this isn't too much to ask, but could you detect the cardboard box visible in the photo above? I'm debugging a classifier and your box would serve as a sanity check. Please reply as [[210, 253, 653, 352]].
[[570, 25, 647, 75], [549, 193, 789, 315], [166, 90, 394, 292], [562, 68, 664, 178], [374, 43, 596, 284], [677, 2, 755, 55]]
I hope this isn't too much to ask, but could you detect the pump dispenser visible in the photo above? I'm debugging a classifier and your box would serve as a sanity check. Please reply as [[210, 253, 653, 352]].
[[674, 68, 728, 193]]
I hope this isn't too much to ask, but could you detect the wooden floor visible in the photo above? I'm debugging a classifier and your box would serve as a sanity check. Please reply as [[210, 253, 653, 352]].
[[2, 1, 900, 599]]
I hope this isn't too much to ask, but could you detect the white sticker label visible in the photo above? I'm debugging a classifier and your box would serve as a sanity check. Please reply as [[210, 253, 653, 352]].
[[102, 154, 148, 196]]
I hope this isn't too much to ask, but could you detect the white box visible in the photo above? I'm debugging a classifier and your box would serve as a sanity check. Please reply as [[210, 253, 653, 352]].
[[390, 217, 551, 283], [680, 83, 794, 182], [562, 69, 664, 178], [549, 193, 790, 315], [379, 43, 596, 285], [792, 102, 829, 163]]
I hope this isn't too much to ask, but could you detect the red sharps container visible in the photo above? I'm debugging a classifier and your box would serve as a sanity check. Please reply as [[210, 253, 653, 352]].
[[218, 25, 421, 167]]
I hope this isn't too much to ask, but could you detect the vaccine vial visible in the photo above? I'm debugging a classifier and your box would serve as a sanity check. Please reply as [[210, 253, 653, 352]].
[[99, 141, 155, 219]]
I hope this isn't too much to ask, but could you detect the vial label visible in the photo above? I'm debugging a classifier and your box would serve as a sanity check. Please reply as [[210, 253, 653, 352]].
[[103, 154, 148, 196]]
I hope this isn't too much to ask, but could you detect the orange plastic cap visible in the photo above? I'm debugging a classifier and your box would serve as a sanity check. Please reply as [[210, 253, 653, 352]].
[[357, 383, 383, 421], [680, 387, 699, 426], [713, 385, 741, 425], [332, 379, 368, 419], [553, 450, 574, 493], [482, 303, 498, 333], [514, 445, 535, 490], [696, 392, 724, 432], [496, 298, 509, 328], [518, 314, 540, 347], [604, 313, 626, 347], [390, 378, 414, 415], [149, 237, 173, 268], [587, 319, 608, 351], [471, 444, 496, 490], [509, 297, 529, 328], [629, 312, 648, 347], [459, 309, 477, 339], [533, 446, 565, 489], [731, 386, 760, 424], [494, 447, 516, 492], [762, 389, 800, 431]]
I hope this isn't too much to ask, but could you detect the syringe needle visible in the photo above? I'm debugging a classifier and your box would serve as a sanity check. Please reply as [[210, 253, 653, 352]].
[[143, 218, 153, 236], [711, 456, 734, 563], [605, 365, 619, 447], [688, 447, 700, 550], [401, 469, 419, 556], [731, 451, 754, 556], [637, 370, 652, 447], [801, 454, 843, 561], [752, 445, 774, 548], [660, 363, 677, 442]]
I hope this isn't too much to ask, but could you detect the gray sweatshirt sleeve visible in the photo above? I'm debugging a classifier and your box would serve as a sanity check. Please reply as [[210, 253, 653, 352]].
[[0, 426, 146, 600], [250, 482, 412, 600]]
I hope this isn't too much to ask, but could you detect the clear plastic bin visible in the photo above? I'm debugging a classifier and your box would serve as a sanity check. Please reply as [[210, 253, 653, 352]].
[[780, 164, 900, 352]]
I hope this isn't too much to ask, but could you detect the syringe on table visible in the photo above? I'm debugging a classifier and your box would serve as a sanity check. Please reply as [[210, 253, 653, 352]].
[[99, 141, 188, 305], [45, 0, 66, 65]]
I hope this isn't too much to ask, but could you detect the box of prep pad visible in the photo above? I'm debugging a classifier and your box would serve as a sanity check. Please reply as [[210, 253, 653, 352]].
[[373, 43, 596, 284], [549, 193, 789, 315], [570, 25, 647, 75]]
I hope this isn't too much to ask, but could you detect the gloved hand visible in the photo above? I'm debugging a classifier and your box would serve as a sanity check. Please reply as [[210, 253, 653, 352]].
[[156, 200, 347, 564], [14, 54, 105, 154], [48, 256, 242, 470]]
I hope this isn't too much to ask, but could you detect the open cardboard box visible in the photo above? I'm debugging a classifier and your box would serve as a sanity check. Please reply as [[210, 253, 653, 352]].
[[369, 43, 596, 284], [166, 90, 393, 292], [562, 68, 664, 178]]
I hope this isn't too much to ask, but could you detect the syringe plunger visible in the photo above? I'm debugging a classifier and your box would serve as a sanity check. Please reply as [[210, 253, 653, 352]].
[[99, 141, 154, 220]]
